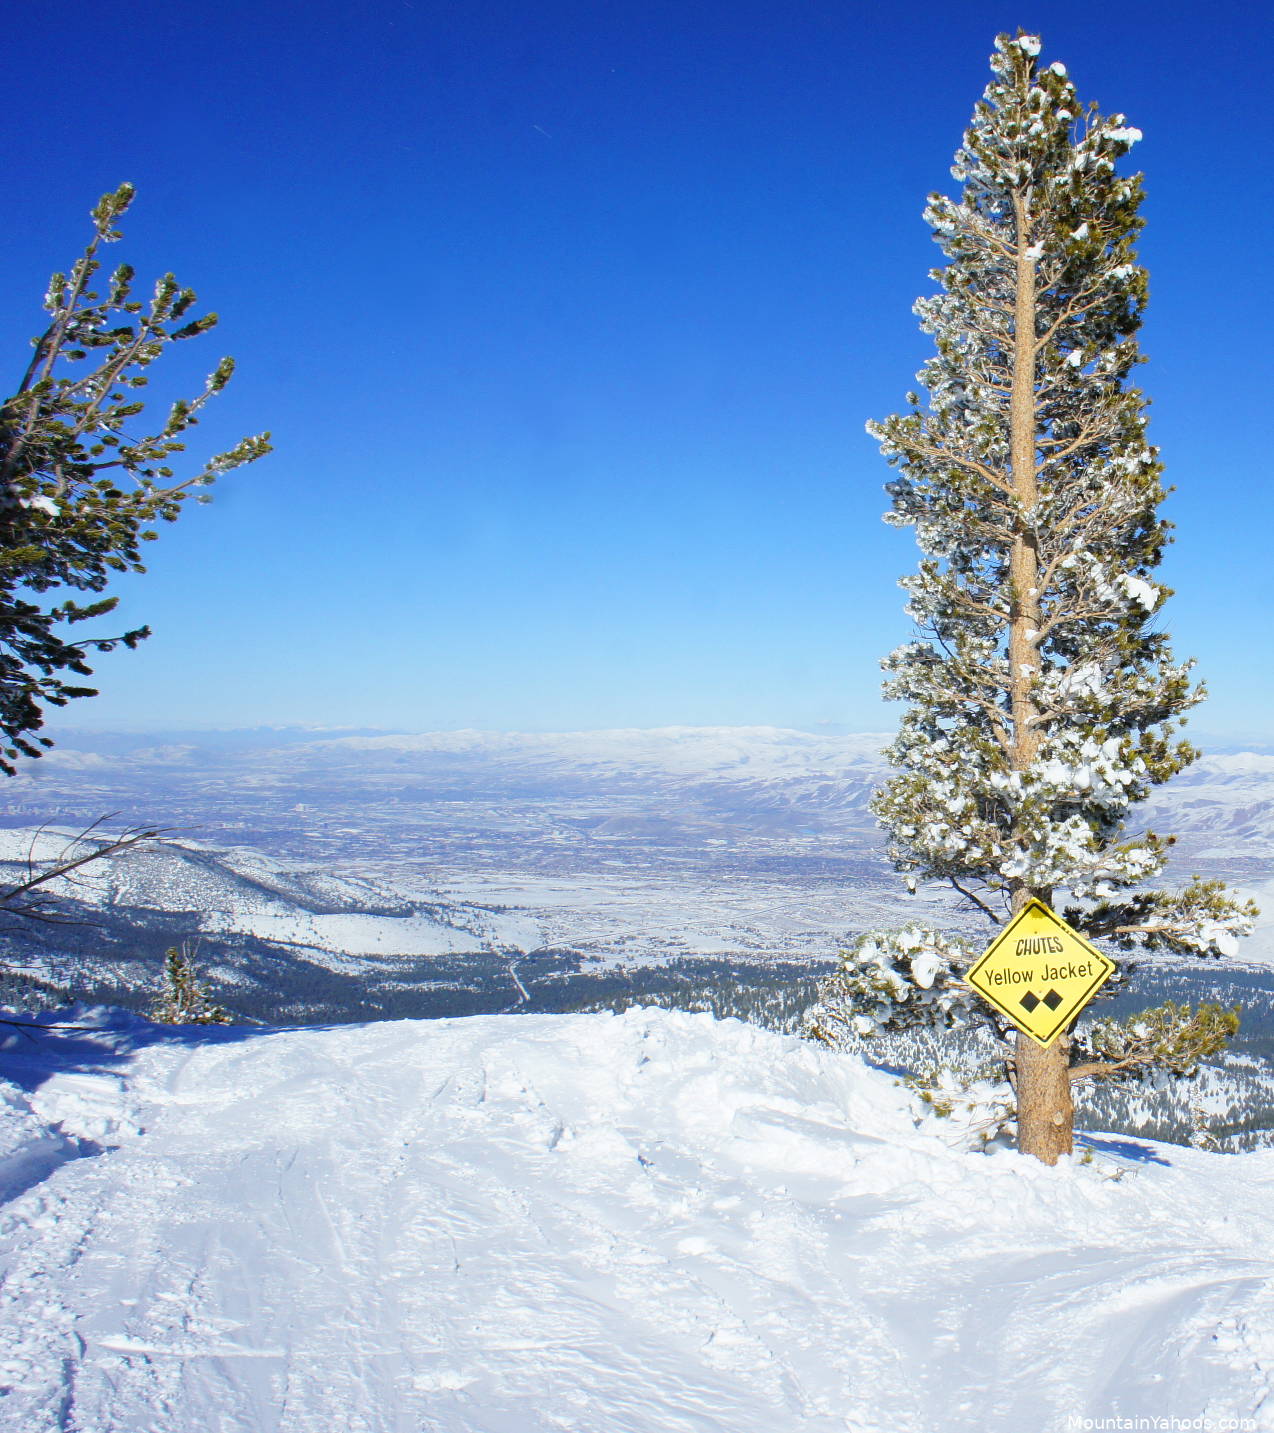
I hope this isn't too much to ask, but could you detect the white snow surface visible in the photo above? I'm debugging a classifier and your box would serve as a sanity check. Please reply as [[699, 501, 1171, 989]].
[[2, 1007, 1273, 1432]]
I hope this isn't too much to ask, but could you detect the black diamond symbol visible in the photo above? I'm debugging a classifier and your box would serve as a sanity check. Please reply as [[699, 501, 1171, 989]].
[[1042, 989, 1063, 1011], [1020, 991, 1040, 1012]]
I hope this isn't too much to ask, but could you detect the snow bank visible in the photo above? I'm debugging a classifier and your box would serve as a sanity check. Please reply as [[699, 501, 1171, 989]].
[[1, 1007, 1272, 1432]]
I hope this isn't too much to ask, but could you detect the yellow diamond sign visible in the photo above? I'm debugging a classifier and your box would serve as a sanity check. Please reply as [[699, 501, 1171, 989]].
[[966, 899, 1116, 1047]]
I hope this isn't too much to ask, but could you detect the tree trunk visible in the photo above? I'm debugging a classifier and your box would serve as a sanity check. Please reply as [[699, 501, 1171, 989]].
[[1008, 189, 1074, 1164], [1015, 1033, 1074, 1162]]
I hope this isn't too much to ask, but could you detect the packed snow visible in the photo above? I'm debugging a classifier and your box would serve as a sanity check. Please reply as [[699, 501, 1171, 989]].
[[2, 1006, 1272, 1432]]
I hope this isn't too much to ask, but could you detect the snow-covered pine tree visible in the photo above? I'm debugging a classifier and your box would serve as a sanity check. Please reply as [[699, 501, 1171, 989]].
[[151, 944, 230, 1026], [866, 32, 1255, 1163]]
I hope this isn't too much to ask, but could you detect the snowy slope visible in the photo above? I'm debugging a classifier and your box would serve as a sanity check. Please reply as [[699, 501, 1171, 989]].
[[2, 1007, 1272, 1433], [0, 827, 536, 965], [1143, 752, 1274, 854]]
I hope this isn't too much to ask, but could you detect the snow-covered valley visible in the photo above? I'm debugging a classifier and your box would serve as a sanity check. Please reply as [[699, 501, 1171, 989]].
[[2, 1005, 1272, 1433], [5, 726, 1274, 1026], [0, 728, 937, 1022]]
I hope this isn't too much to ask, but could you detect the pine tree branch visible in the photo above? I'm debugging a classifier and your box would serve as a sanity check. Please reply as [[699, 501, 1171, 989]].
[[893, 434, 1015, 496], [1032, 284, 1110, 351], [1068, 1056, 1147, 1083], [947, 877, 1003, 924]]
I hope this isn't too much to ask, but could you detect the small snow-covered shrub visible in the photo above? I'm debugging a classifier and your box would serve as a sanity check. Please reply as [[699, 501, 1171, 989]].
[[805, 925, 985, 1048], [906, 1069, 1016, 1151]]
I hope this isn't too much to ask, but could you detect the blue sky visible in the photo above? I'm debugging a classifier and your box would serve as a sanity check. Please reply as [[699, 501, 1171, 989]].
[[3, 0, 1271, 741]]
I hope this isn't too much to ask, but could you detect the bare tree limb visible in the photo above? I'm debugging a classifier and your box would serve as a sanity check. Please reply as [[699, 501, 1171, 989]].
[[947, 876, 1003, 924], [0, 818, 168, 924]]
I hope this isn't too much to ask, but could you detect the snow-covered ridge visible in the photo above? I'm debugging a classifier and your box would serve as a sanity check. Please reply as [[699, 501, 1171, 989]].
[[1143, 753, 1274, 849], [295, 726, 891, 812], [0, 827, 534, 965], [40, 724, 876, 792], [1, 1006, 1271, 1431]]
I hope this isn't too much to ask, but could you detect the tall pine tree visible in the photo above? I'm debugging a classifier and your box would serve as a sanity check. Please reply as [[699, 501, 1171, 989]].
[[867, 33, 1254, 1162]]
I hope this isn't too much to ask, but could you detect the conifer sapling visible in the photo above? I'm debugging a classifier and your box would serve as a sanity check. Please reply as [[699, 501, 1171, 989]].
[[151, 944, 230, 1026]]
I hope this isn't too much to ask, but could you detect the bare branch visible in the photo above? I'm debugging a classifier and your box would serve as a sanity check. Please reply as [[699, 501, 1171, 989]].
[[948, 877, 1003, 924], [0, 819, 168, 922]]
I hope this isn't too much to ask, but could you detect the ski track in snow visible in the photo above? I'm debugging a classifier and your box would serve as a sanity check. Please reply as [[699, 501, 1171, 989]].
[[1, 1008, 1273, 1433]]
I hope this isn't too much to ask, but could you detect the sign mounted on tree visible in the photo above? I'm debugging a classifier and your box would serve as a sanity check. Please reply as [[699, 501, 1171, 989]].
[[966, 901, 1115, 1047]]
